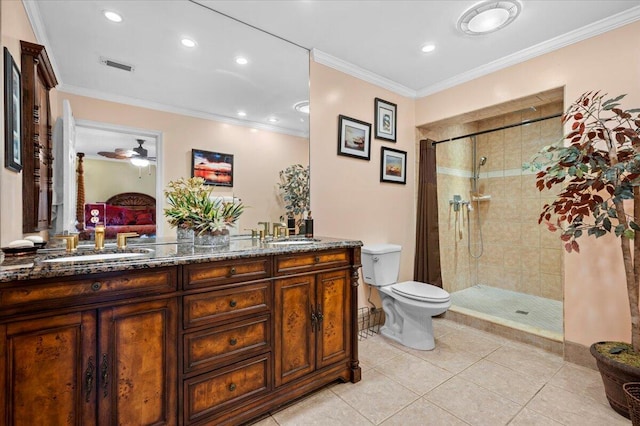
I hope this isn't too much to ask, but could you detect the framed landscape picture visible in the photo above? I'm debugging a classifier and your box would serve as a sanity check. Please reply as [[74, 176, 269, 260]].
[[380, 146, 406, 184], [374, 98, 397, 142], [192, 149, 234, 187], [337, 115, 371, 160], [4, 47, 22, 172]]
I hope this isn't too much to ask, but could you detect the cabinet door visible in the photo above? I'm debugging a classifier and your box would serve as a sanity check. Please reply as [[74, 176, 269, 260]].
[[0, 312, 96, 425], [316, 270, 351, 369], [274, 275, 315, 386], [98, 299, 177, 426]]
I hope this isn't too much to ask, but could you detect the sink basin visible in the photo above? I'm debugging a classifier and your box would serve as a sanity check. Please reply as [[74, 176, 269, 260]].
[[42, 249, 154, 263], [267, 239, 318, 246]]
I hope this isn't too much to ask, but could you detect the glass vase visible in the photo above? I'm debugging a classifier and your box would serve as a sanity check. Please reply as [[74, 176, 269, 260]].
[[176, 227, 194, 242], [194, 229, 230, 247]]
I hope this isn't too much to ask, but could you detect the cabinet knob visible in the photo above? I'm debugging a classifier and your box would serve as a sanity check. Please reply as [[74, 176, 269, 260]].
[[314, 256, 320, 263], [229, 267, 236, 276], [229, 300, 237, 308], [228, 383, 236, 392], [229, 338, 237, 346], [91, 282, 102, 291]]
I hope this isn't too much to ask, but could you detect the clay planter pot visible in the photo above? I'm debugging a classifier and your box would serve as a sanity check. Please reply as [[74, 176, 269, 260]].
[[591, 342, 640, 419]]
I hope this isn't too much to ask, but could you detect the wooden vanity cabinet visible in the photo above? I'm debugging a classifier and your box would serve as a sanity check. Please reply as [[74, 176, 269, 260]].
[[0, 269, 178, 426]]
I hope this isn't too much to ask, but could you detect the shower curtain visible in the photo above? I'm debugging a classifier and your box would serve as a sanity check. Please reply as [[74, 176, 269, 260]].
[[414, 139, 443, 287]]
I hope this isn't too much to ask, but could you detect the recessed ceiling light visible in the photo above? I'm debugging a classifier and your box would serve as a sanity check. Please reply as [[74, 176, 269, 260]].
[[181, 38, 197, 48], [250, 128, 258, 133], [421, 44, 436, 53], [103, 10, 123, 23], [268, 117, 279, 123], [235, 56, 249, 65], [294, 101, 310, 114], [237, 111, 247, 117], [457, 0, 522, 35]]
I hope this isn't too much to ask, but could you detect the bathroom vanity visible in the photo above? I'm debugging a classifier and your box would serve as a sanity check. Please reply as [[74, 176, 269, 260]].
[[0, 237, 362, 425]]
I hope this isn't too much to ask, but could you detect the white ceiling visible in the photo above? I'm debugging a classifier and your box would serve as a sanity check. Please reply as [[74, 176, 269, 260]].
[[25, 0, 640, 157]]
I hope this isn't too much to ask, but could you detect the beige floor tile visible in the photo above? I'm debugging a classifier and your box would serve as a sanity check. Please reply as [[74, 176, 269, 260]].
[[272, 387, 373, 426], [457, 359, 546, 405], [426, 376, 522, 426], [526, 384, 630, 425], [547, 363, 609, 406], [436, 327, 504, 357], [358, 334, 407, 370], [433, 318, 463, 338], [380, 398, 469, 425], [375, 352, 454, 396], [407, 338, 484, 374], [332, 369, 420, 424], [486, 343, 564, 381], [508, 407, 563, 425]]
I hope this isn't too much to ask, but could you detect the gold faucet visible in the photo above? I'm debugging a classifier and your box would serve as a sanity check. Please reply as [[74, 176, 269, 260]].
[[257, 222, 270, 237], [94, 225, 106, 250], [272, 222, 287, 239], [56, 234, 78, 252], [116, 232, 139, 249]]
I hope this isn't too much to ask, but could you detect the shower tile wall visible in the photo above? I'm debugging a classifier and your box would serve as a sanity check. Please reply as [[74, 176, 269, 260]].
[[420, 101, 564, 301]]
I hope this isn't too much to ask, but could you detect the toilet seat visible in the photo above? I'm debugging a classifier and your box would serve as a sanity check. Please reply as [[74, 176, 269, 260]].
[[391, 281, 450, 303]]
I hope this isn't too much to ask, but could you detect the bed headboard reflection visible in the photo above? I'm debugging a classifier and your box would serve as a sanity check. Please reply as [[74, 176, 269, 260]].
[[81, 192, 157, 240]]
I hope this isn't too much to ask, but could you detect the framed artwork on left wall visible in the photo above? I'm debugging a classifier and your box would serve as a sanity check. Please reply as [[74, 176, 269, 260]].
[[374, 97, 397, 142], [4, 47, 22, 173]]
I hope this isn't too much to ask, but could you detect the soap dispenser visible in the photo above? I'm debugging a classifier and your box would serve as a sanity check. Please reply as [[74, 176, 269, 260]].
[[305, 211, 314, 238]]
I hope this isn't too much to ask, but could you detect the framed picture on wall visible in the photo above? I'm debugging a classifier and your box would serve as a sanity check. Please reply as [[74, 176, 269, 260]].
[[337, 115, 371, 160], [4, 47, 22, 173], [374, 98, 397, 142], [380, 146, 406, 184], [192, 149, 234, 187]]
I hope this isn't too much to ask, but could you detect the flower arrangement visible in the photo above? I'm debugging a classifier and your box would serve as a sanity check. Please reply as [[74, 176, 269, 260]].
[[164, 177, 244, 235], [278, 164, 310, 225]]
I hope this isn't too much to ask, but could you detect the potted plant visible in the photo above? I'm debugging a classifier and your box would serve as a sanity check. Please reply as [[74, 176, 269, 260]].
[[164, 177, 244, 246], [526, 91, 640, 418], [278, 164, 310, 234]]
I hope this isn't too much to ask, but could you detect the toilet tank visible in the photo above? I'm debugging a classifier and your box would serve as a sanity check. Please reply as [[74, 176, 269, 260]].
[[361, 244, 402, 287]]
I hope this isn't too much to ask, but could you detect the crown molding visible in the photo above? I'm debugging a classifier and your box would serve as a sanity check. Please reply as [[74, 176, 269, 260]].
[[22, 0, 63, 81], [59, 84, 309, 138], [311, 49, 417, 98], [416, 5, 640, 97]]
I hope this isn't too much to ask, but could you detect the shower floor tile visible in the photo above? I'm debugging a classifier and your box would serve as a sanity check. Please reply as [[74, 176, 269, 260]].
[[450, 284, 563, 336]]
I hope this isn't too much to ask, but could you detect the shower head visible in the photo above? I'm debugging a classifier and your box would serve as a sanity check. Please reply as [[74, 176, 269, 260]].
[[479, 156, 487, 167]]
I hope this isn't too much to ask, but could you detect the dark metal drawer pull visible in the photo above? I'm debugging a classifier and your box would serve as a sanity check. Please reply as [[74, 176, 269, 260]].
[[91, 282, 102, 291], [84, 356, 94, 402], [229, 338, 237, 346], [229, 299, 237, 308], [229, 267, 236, 275], [228, 383, 236, 391]]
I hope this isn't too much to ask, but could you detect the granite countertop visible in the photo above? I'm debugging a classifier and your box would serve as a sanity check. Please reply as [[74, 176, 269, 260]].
[[0, 236, 363, 283]]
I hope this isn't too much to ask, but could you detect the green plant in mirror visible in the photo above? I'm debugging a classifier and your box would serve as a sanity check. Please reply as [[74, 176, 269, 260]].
[[525, 91, 640, 351], [278, 164, 310, 224], [164, 177, 244, 235]]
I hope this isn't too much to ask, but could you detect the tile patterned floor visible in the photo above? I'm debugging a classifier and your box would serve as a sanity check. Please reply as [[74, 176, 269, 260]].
[[250, 318, 629, 426], [450, 285, 563, 335]]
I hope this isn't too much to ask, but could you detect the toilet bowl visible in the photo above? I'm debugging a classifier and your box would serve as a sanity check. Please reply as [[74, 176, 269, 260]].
[[361, 244, 450, 350]]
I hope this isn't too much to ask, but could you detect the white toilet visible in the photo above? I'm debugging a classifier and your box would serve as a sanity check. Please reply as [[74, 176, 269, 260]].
[[361, 244, 451, 350]]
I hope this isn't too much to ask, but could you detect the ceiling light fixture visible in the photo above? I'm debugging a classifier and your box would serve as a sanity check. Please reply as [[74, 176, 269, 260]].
[[235, 56, 249, 65], [421, 44, 436, 53], [103, 10, 123, 23], [268, 117, 279, 123], [294, 101, 310, 114], [130, 157, 149, 167], [181, 38, 197, 48], [457, 0, 522, 35], [237, 111, 247, 117]]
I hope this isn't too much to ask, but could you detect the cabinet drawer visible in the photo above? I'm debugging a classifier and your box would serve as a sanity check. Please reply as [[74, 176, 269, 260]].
[[0, 268, 177, 314], [184, 354, 271, 424], [183, 257, 271, 289], [275, 249, 350, 275], [184, 315, 270, 374], [183, 281, 270, 328]]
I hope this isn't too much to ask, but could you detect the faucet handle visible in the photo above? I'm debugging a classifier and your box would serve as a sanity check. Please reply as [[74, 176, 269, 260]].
[[244, 228, 258, 239], [257, 221, 270, 235], [116, 232, 139, 249], [55, 234, 78, 252]]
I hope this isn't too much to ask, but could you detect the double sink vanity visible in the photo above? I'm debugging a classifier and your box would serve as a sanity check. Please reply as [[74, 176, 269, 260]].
[[0, 235, 362, 425]]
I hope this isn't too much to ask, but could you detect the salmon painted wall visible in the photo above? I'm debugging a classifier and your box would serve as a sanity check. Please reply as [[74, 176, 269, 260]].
[[415, 21, 640, 349], [54, 92, 309, 237], [310, 60, 416, 309]]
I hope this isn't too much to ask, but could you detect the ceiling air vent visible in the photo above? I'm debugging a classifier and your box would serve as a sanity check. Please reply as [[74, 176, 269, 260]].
[[99, 57, 134, 72]]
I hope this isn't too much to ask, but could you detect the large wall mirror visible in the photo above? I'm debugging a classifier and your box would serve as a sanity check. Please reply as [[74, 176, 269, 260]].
[[25, 0, 310, 238]]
